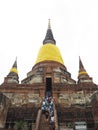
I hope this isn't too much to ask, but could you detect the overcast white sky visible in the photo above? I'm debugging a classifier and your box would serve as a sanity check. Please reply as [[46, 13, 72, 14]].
[[0, 0, 98, 84]]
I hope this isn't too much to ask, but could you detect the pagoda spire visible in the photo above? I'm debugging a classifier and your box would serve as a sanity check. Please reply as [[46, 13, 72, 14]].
[[43, 19, 56, 45], [48, 18, 51, 29], [3, 58, 19, 84], [78, 56, 93, 83], [10, 57, 18, 74], [79, 56, 87, 73]]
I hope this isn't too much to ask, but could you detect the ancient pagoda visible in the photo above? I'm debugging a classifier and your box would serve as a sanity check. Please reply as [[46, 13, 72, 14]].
[[0, 20, 98, 130]]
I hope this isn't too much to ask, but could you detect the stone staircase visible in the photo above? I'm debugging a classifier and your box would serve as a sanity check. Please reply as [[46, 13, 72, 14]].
[[35, 105, 59, 130]]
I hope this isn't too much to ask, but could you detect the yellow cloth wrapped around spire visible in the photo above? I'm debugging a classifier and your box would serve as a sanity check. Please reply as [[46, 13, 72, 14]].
[[35, 43, 64, 65], [10, 68, 18, 74]]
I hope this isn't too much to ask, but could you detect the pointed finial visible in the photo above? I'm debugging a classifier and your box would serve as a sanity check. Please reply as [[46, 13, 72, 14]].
[[78, 56, 88, 76], [9, 57, 18, 75], [79, 56, 80, 60], [78, 56, 93, 83], [43, 19, 56, 45], [48, 19, 51, 29], [16, 56, 17, 62], [79, 56, 84, 69]]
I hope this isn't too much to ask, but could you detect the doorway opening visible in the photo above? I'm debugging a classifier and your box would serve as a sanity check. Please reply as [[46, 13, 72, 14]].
[[45, 78, 52, 97]]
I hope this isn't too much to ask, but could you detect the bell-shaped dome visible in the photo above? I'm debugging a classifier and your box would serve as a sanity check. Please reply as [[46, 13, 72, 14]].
[[35, 43, 64, 65], [35, 19, 64, 65]]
